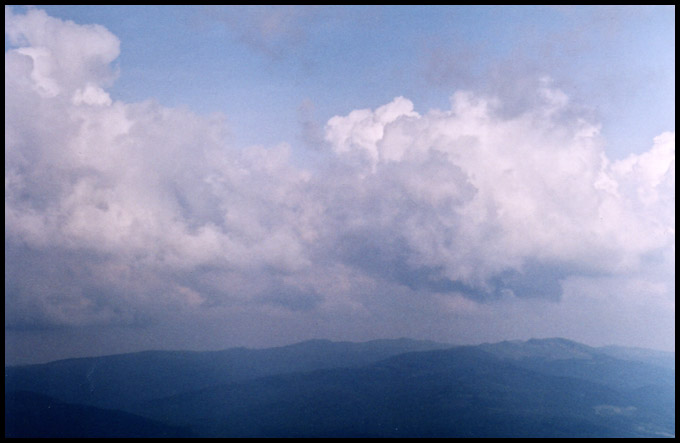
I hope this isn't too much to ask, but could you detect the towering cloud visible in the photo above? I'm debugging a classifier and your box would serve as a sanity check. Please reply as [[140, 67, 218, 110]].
[[5, 7, 315, 329], [321, 90, 673, 293], [4, 8, 674, 352]]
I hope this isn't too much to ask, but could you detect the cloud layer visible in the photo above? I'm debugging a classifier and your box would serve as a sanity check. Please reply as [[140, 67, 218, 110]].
[[5, 8, 675, 352]]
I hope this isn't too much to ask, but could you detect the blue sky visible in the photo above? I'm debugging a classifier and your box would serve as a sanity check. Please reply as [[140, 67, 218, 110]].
[[4, 6, 675, 364], [30, 5, 674, 158]]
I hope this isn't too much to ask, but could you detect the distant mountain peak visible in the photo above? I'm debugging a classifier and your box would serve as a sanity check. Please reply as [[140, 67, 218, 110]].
[[526, 337, 582, 346], [479, 337, 598, 361]]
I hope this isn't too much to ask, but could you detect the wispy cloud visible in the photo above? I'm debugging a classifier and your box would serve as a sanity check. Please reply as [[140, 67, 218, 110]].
[[198, 5, 323, 60]]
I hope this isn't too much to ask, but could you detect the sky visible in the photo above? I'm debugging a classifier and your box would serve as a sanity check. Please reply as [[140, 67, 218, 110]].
[[4, 5, 675, 365]]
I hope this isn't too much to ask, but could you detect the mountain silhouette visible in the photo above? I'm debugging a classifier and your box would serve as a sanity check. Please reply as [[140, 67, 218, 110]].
[[5, 338, 674, 438]]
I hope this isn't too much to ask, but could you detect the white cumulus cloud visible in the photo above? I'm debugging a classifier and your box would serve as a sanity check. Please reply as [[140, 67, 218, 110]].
[[320, 91, 674, 291]]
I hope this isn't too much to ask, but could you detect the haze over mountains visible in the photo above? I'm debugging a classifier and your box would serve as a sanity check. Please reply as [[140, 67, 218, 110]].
[[5, 338, 675, 438]]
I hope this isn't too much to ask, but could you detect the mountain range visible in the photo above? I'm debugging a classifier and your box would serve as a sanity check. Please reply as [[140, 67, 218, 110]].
[[5, 338, 675, 438]]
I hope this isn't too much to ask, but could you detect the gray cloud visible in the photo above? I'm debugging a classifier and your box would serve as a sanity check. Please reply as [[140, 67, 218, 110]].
[[258, 286, 324, 312], [5, 240, 153, 330]]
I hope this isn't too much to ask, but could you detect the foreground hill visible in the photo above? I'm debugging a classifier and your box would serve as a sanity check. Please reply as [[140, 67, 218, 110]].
[[5, 338, 675, 438], [5, 391, 193, 438]]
